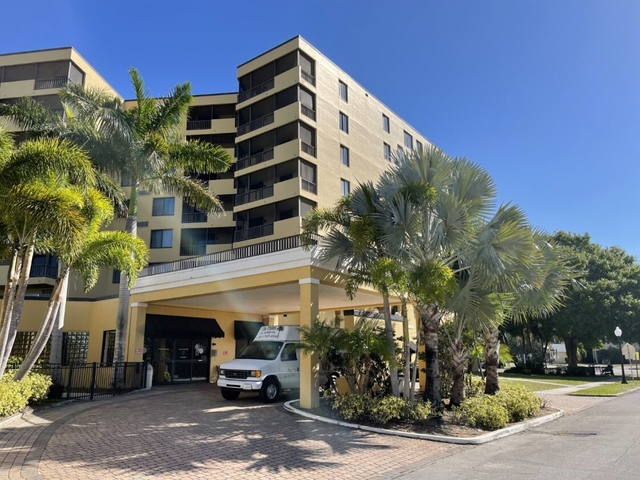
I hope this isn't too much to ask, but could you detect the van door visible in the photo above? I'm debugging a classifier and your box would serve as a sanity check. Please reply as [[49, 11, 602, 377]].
[[279, 343, 299, 389]]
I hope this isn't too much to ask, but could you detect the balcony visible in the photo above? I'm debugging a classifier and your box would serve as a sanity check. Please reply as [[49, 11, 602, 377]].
[[182, 212, 208, 223], [301, 105, 316, 121], [30, 264, 58, 279], [237, 112, 275, 136], [34, 77, 69, 90], [236, 149, 275, 171], [300, 69, 316, 87], [301, 179, 317, 194], [234, 223, 274, 242], [238, 78, 275, 103], [235, 185, 274, 206], [186, 119, 212, 131], [301, 141, 316, 157], [180, 245, 206, 257]]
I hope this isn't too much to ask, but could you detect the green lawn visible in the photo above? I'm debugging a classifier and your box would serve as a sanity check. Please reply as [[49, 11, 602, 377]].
[[500, 378, 563, 391], [501, 373, 594, 385], [569, 381, 640, 396]]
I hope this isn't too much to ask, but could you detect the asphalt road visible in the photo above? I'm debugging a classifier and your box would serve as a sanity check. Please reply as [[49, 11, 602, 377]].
[[392, 389, 640, 479]]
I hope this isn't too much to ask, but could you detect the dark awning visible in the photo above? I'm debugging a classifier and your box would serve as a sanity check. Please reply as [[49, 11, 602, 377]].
[[145, 314, 225, 338], [234, 321, 264, 340]]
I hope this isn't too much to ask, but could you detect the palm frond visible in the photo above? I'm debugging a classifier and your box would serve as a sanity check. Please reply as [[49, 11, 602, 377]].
[[151, 82, 192, 135], [154, 173, 223, 214], [0, 97, 64, 137], [167, 140, 232, 174]]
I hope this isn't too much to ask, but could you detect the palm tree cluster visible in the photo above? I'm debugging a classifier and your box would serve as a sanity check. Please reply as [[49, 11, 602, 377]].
[[0, 68, 232, 379], [302, 145, 574, 407]]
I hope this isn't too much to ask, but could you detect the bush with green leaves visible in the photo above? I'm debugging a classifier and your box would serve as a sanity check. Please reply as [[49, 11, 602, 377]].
[[497, 384, 541, 422], [327, 393, 432, 425], [460, 394, 510, 430], [464, 374, 485, 398], [0, 372, 53, 417]]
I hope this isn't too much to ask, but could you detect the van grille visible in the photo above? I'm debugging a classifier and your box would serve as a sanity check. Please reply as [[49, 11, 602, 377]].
[[225, 370, 248, 379]]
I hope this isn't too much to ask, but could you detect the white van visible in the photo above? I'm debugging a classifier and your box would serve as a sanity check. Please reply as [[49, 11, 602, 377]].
[[217, 325, 300, 403]]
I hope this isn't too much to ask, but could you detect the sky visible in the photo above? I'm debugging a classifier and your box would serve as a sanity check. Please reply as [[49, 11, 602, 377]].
[[2, 1, 639, 257]]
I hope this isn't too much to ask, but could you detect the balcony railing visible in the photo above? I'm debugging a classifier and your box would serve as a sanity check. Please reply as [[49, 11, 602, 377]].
[[234, 223, 274, 242], [30, 265, 58, 279], [300, 105, 316, 121], [186, 119, 212, 130], [236, 148, 275, 171], [237, 112, 275, 136], [301, 141, 316, 157], [182, 212, 208, 223], [140, 234, 320, 277], [301, 70, 316, 87], [301, 179, 317, 194], [238, 78, 275, 103], [180, 245, 207, 257], [235, 185, 274, 206], [34, 77, 69, 90]]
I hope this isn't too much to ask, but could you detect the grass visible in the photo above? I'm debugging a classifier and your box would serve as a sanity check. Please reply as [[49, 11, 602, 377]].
[[501, 373, 595, 385], [569, 380, 640, 396], [500, 378, 563, 392]]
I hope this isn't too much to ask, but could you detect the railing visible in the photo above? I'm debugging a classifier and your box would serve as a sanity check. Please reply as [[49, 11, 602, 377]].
[[30, 265, 58, 279], [301, 141, 316, 157], [182, 212, 208, 223], [301, 179, 317, 194], [140, 234, 320, 278], [180, 245, 206, 256], [186, 119, 212, 130], [301, 69, 316, 86], [238, 78, 275, 103], [34, 77, 69, 90], [5, 362, 147, 401], [237, 112, 275, 136], [236, 148, 275, 171], [234, 223, 274, 242], [235, 185, 275, 206], [301, 104, 316, 121]]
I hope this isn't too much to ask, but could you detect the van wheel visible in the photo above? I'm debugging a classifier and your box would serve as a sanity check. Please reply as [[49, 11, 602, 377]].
[[221, 388, 240, 401], [260, 378, 280, 403]]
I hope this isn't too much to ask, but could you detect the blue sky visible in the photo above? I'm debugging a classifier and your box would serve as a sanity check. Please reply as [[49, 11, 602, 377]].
[[2, 1, 639, 257]]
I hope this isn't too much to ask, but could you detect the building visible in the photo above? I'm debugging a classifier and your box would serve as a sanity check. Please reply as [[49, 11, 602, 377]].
[[0, 36, 430, 407]]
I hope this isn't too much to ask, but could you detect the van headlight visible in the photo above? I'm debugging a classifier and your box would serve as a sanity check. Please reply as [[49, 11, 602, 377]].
[[219, 369, 226, 377], [248, 370, 262, 378]]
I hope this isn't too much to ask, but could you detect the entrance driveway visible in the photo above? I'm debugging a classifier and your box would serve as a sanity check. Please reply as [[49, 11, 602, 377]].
[[1, 385, 461, 479]]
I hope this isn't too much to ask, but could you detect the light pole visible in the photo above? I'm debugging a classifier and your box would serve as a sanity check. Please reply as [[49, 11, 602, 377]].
[[614, 326, 628, 384]]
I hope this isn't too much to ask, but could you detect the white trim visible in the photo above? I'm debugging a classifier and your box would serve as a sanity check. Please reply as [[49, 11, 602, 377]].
[[131, 302, 148, 308], [299, 278, 320, 285]]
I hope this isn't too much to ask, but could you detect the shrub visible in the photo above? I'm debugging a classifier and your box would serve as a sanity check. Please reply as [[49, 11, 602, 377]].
[[464, 375, 485, 398], [498, 384, 541, 422], [328, 393, 432, 425], [0, 372, 53, 417], [22, 373, 53, 403], [460, 395, 509, 430]]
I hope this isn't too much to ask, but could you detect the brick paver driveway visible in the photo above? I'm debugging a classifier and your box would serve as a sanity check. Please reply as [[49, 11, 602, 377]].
[[1, 385, 463, 479]]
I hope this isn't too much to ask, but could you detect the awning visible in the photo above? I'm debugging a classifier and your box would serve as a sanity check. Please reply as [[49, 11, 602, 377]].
[[234, 321, 264, 340], [145, 314, 225, 338]]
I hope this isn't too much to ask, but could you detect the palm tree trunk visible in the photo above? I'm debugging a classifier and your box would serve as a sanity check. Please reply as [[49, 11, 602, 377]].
[[14, 272, 68, 381], [418, 303, 443, 407], [410, 322, 420, 400], [402, 301, 411, 398], [0, 238, 35, 376], [49, 262, 68, 369], [382, 295, 399, 397], [0, 248, 21, 370], [450, 340, 467, 406], [483, 327, 501, 395]]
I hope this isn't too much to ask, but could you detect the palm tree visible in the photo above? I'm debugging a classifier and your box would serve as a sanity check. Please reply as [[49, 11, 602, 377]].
[[0, 134, 97, 376], [13, 189, 148, 380], [4, 70, 234, 364], [380, 146, 497, 406], [298, 318, 339, 388]]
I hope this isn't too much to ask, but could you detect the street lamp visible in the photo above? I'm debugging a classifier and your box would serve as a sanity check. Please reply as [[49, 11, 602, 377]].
[[614, 326, 628, 384]]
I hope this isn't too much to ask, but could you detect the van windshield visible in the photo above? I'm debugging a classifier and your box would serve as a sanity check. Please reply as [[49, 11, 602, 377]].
[[239, 341, 283, 360]]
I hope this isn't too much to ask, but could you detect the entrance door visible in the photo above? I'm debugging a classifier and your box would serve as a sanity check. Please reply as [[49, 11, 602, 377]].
[[148, 337, 210, 384]]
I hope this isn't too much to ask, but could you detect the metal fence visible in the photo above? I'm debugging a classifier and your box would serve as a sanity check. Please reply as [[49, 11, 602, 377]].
[[8, 362, 147, 401]]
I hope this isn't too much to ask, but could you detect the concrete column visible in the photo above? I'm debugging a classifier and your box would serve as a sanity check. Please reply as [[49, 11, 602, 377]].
[[299, 278, 319, 409], [126, 302, 148, 362], [343, 313, 356, 330]]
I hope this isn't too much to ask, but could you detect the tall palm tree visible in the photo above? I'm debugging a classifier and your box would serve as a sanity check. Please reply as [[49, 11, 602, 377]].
[[0, 134, 97, 376], [380, 146, 497, 406], [13, 189, 148, 380]]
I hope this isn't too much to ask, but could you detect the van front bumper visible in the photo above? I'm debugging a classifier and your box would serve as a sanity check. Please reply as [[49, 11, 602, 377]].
[[217, 378, 263, 391]]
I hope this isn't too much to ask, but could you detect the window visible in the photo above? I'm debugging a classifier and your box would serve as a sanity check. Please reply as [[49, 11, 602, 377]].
[[397, 144, 404, 154], [339, 81, 348, 102], [416, 140, 423, 151], [152, 197, 175, 216], [340, 179, 350, 196], [120, 174, 133, 187], [150, 229, 173, 248], [384, 142, 391, 161], [101, 330, 115, 365], [62, 332, 89, 364], [339, 112, 349, 133], [404, 131, 413, 149], [382, 114, 390, 133], [281, 343, 298, 361], [340, 145, 350, 167], [112, 270, 121, 284]]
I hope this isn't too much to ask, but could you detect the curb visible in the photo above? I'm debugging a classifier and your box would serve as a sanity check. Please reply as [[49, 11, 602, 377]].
[[0, 406, 33, 428], [283, 399, 565, 445]]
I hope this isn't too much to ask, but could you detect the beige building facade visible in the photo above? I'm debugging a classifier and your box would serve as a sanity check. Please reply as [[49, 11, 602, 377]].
[[1, 37, 429, 407]]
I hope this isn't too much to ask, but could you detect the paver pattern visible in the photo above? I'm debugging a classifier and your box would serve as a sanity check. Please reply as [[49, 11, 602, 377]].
[[2, 386, 460, 479]]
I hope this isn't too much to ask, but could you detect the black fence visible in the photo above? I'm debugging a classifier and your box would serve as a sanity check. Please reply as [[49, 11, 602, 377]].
[[8, 362, 148, 401]]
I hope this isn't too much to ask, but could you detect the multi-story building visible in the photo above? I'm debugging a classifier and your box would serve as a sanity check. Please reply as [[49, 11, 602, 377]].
[[1, 37, 431, 407]]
